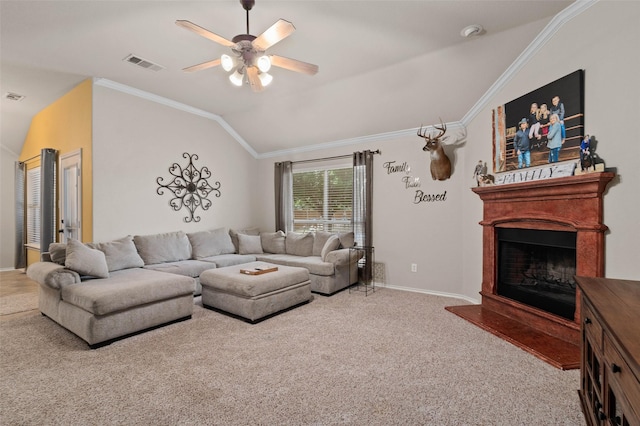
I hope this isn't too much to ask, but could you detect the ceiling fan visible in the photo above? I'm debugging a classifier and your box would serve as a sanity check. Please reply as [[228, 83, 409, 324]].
[[176, 0, 319, 92]]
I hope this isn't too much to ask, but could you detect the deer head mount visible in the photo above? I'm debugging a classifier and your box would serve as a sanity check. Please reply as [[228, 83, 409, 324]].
[[417, 119, 452, 181]]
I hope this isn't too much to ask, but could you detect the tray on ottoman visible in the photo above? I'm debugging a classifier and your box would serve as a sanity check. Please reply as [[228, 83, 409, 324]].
[[200, 262, 311, 323]]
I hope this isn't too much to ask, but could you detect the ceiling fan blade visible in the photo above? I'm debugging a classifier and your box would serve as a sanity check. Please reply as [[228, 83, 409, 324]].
[[182, 58, 222, 73], [175, 20, 235, 47], [270, 55, 319, 76], [246, 67, 264, 93], [252, 19, 295, 51]]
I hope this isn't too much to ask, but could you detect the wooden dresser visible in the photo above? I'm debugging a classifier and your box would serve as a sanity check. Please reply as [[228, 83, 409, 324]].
[[577, 276, 640, 426]]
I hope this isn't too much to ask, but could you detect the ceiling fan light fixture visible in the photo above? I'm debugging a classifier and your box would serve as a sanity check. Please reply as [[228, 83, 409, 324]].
[[258, 71, 273, 87], [229, 69, 244, 86], [256, 55, 271, 73], [221, 54, 234, 72]]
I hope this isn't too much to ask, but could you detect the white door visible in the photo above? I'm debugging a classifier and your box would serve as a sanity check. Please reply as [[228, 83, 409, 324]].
[[59, 150, 82, 242]]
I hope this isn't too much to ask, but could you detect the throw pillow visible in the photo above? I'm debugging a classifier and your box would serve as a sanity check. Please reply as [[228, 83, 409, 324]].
[[229, 227, 260, 253], [260, 231, 286, 254], [187, 227, 236, 259], [238, 234, 264, 255], [321, 235, 341, 261], [312, 231, 334, 256], [133, 231, 191, 265], [338, 231, 355, 249], [48, 242, 67, 265], [285, 232, 314, 256], [65, 239, 109, 278], [91, 235, 144, 272]]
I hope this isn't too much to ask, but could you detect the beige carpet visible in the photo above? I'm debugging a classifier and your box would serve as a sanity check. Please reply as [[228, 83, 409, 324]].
[[0, 288, 585, 425], [0, 292, 38, 316]]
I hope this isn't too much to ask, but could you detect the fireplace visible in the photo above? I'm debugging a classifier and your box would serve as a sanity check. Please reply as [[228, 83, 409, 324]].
[[497, 228, 577, 320], [446, 172, 615, 369]]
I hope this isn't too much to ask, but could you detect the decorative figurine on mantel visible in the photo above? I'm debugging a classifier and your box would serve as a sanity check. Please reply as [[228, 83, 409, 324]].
[[473, 160, 494, 186], [574, 134, 606, 175]]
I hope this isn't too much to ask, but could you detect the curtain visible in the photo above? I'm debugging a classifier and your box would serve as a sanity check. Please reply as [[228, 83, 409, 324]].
[[40, 148, 57, 254], [353, 150, 374, 281], [14, 161, 26, 269], [274, 161, 293, 233]]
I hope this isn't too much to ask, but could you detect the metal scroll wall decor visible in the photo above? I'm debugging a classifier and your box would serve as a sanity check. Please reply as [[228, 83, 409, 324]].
[[156, 153, 221, 223]]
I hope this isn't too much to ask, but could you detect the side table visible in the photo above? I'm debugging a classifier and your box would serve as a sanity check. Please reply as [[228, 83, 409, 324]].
[[349, 245, 375, 296]]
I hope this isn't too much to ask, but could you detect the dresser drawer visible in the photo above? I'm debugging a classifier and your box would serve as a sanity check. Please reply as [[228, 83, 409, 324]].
[[582, 300, 602, 352], [604, 334, 640, 420]]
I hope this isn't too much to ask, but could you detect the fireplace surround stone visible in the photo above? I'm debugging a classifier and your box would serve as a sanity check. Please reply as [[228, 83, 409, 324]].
[[447, 171, 615, 369]]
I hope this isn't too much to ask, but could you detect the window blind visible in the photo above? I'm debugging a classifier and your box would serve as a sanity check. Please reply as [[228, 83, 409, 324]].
[[26, 167, 41, 247], [292, 166, 353, 233]]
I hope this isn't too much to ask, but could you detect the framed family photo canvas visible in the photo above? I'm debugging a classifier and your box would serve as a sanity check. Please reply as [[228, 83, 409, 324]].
[[492, 70, 585, 173]]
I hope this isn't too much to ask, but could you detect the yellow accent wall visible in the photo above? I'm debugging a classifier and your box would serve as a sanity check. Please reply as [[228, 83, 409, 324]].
[[19, 78, 93, 244]]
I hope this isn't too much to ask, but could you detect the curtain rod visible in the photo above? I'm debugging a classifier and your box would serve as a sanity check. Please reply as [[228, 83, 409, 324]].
[[291, 149, 381, 165], [21, 154, 41, 164]]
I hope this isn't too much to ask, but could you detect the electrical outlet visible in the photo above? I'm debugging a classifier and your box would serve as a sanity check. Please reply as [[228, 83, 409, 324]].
[[411, 263, 417, 273]]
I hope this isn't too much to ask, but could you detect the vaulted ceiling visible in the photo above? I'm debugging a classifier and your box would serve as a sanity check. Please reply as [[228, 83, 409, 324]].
[[1, 1, 573, 157]]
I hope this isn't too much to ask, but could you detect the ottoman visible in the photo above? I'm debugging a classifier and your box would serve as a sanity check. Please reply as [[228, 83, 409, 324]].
[[200, 262, 311, 322]]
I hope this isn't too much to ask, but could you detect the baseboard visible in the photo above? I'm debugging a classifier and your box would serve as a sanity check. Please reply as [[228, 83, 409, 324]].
[[377, 283, 481, 305]]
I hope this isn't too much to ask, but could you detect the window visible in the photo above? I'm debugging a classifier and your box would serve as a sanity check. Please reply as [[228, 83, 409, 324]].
[[292, 165, 353, 233], [26, 167, 41, 247]]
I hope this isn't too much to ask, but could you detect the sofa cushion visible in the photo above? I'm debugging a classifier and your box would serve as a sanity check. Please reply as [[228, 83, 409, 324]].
[[187, 227, 236, 259], [321, 235, 341, 261], [65, 239, 110, 279], [238, 234, 264, 254], [60, 268, 195, 316], [229, 227, 260, 253], [143, 260, 216, 278], [338, 231, 355, 248], [199, 254, 257, 268], [133, 231, 191, 265], [261, 231, 286, 254], [256, 254, 335, 276], [312, 231, 335, 256], [285, 232, 314, 256], [48, 243, 67, 265], [90, 236, 144, 272]]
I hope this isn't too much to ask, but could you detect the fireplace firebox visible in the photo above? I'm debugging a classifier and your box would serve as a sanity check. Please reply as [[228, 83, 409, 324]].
[[497, 228, 577, 320], [446, 171, 615, 369]]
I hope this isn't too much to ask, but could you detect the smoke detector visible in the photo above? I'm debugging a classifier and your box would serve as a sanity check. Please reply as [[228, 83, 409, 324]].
[[461, 24, 484, 38]]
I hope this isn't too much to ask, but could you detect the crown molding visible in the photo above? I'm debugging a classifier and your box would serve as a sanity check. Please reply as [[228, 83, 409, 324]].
[[257, 121, 466, 159], [92, 78, 259, 158], [1, 143, 21, 158]]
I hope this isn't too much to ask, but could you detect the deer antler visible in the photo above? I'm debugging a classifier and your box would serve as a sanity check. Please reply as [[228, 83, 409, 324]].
[[417, 118, 447, 141]]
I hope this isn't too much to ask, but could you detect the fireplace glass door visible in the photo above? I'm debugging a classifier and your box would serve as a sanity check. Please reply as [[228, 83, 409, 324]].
[[497, 228, 577, 320]]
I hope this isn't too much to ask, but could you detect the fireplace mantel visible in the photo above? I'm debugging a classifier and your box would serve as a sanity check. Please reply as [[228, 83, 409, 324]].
[[448, 172, 615, 369]]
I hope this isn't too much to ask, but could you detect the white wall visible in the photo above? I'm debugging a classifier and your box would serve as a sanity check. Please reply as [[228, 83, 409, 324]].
[[461, 0, 640, 299], [92, 85, 258, 241], [0, 146, 18, 269]]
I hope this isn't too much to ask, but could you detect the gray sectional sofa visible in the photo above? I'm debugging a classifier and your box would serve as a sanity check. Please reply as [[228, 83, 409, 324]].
[[26, 227, 360, 347]]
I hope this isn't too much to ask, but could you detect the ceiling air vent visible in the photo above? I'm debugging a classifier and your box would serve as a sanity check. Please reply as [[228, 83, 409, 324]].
[[4, 92, 26, 102], [123, 54, 165, 72]]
